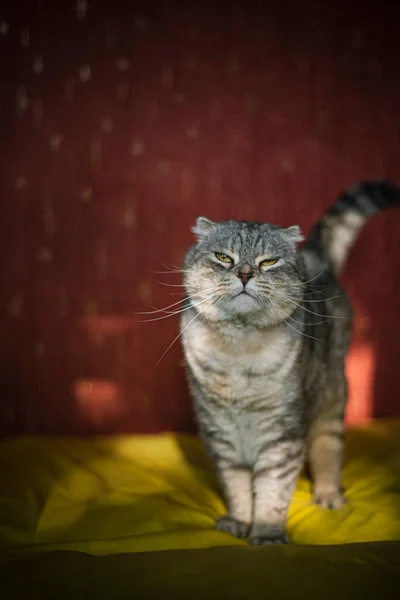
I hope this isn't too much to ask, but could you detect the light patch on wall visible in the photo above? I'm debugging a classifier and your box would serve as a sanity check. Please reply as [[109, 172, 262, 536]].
[[0, 20, 9, 36], [281, 156, 296, 173], [8, 294, 23, 318], [100, 117, 113, 134], [33, 56, 44, 74], [16, 86, 30, 116], [49, 133, 63, 152], [14, 176, 27, 191], [73, 378, 124, 425], [346, 341, 376, 424], [76, 0, 89, 21], [80, 185, 93, 202], [20, 27, 29, 48], [130, 140, 145, 156], [184, 125, 199, 140], [171, 93, 185, 105], [37, 247, 53, 263], [34, 341, 45, 360], [80, 315, 137, 346], [121, 198, 137, 229], [116, 56, 130, 71], [137, 281, 152, 301], [157, 159, 171, 175], [79, 65, 92, 83]]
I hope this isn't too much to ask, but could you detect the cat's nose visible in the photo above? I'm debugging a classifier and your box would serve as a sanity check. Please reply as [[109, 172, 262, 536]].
[[238, 271, 253, 286]]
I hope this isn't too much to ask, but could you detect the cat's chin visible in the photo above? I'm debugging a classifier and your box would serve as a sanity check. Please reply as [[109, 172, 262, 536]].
[[230, 291, 258, 310]]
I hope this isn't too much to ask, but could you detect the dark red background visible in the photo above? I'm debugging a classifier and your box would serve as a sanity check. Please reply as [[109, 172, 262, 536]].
[[0, 0, 399, 436]]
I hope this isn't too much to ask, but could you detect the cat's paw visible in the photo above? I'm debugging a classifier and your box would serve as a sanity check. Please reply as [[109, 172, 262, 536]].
[[249, 523, 289, 545], [216, 514, 250, 539], [313, 487, 346, 510]]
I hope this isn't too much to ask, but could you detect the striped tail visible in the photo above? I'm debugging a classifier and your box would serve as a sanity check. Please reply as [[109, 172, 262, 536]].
[[303, 180, 400, 275]]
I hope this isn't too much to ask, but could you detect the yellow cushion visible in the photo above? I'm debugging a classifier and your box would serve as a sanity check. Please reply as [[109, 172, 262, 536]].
[[1, 419, 400, 556]]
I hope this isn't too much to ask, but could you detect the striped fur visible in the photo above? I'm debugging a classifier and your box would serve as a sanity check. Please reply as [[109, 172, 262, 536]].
[[304, 180, 400, 275], [181, 180, 400, 544]]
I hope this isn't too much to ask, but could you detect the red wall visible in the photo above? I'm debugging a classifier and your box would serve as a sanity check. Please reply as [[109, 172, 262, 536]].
[[0, 0, 399, 435]]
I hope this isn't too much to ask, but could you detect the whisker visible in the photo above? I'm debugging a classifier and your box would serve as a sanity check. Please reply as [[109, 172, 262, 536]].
[[272, 291, 349, 320], [156, 281, 187, 288], [156, 297, 216, 366], [134, 286, 222, 315], [138, 293, 219, 323], [152, 270, 184, 275], [285, 312, 332, 327], [282, 317, 326, 343], [162, 262, 183, 270], [133, 296, 188, 315], [137, 282, 230, 321], [286, 294, 344, 304], [301, 265, 327, 286], [266, 299, 326, 344], [302, 287, 335, 297]]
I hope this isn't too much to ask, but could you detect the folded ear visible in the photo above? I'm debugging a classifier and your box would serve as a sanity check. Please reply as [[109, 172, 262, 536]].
[[283, 225, 304, 244], [191, 217, 216, 241]]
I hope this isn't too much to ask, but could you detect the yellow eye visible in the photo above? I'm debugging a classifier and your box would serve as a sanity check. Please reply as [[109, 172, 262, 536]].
[[215, 252, 233, 264], [260, 258, 279, 268]]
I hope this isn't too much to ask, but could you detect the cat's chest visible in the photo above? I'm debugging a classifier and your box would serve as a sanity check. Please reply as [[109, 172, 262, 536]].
[[183, 318, 294, 399]]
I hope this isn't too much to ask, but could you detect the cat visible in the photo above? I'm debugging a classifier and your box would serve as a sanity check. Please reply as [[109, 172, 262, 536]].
[[180, 180, 400, 545]]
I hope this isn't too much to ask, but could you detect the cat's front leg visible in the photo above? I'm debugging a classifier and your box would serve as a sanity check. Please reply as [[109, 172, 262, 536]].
[[215, 462, 253, 539], [249, 439, 305, 545]]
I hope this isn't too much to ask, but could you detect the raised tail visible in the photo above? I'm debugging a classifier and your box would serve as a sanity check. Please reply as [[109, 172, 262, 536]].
[[303, 180, 400, 275]]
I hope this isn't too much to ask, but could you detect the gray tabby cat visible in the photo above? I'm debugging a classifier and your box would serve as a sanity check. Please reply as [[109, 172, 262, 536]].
[[180, 181, 400, 545]]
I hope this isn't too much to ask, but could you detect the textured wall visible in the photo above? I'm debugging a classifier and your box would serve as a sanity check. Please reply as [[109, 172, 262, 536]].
[[0, 0, 399, 435]]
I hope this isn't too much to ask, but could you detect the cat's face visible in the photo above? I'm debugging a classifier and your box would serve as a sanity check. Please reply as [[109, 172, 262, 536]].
[[183, 218, 305, 325]]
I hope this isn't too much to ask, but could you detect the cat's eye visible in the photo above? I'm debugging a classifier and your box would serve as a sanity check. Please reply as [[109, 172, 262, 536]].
[[259, 258, 279, 268], [215, 252, 233, 264]]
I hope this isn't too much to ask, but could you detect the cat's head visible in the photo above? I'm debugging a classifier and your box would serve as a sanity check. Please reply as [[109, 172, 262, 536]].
[[183, 217, 305, 325]]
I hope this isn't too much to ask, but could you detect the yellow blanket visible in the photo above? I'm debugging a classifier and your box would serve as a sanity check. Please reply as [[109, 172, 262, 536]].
[[1, 418, 400, 555], [1, 419, 400, 598]]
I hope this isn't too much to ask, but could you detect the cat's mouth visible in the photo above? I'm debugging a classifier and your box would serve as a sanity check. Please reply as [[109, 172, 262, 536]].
[[234, 290, 255, 299]]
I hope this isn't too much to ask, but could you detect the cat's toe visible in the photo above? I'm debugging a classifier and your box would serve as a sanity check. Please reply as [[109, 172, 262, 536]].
[[313, 488, 346, 510], [216, 515, 250, 539], [249, 524, 289, 545], [249, 534, 289, 545]]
